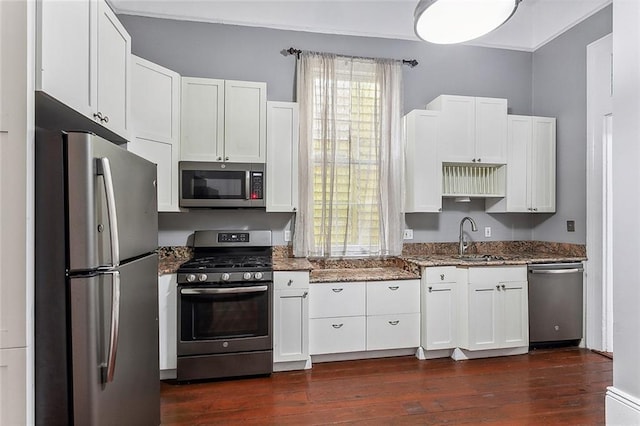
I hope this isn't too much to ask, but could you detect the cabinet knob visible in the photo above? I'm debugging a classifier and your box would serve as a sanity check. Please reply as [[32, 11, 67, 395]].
[[302, 291, 308, 298], [93, 111, 104, 121], [533, 208, 538, 211], [287, 279, 293, 286], [225, 156, 229, 161], [440, 274, 445, 281], [103, 115, 109, 123], [501, 284, 506, 290], [472, 158, 476, 162], [217, 157, 222, 161], [428, 286, 433, 292], [496, 285, 500, 290], [477, 158, 481, 162], [293, 207, 297, 212]]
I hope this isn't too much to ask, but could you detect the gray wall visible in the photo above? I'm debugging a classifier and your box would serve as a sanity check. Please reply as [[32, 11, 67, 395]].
[[531, 5, 612, 244], [118, 11, 608, 247]]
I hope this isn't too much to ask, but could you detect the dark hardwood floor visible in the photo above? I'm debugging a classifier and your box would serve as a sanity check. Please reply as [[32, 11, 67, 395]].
[[161, 348, 612, 425]]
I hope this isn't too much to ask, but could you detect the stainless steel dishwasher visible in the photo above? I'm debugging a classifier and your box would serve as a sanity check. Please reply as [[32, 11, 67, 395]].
[[528, 262, 584, 346]]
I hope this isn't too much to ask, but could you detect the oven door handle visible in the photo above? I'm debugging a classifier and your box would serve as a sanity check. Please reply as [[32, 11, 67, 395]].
[[180, 286, 269, 295]]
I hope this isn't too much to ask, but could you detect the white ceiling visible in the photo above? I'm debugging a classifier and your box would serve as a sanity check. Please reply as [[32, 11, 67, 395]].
[[108, 0, 611, 52]]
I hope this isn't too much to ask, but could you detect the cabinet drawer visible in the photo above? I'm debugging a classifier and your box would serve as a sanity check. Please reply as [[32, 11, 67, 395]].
[[424, 266, 457, 284], [366, 313, 420, 351], [468, 266, 527, 283], [274, 271, 309, 291], [309, 282, 365, 318], [309, 317, 366, 355], [367, 280, 420, 315]]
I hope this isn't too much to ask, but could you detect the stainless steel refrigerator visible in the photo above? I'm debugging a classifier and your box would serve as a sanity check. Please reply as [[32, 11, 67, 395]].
[[35, 130, 161, 425]]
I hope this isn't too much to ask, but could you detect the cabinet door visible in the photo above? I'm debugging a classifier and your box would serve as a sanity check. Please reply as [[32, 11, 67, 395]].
[[475, 97, 507, 163], [96, 0, 131, 138], [366, 313, 420, 351], [428, 95, 475, 162], [531, 117, 556, 213], [404, 110, 442, 212], [224, 80, 267, 162], [267, 101, 299, 212], [367, 280, 420, 315], [158, 274, 177, 371], [130, 56, 181, 212], [0, 348, 27, 425], [36, 0, 95, 118], [309, 282, 366, 318], [309, 317, 366, 354], [505, 115, 532, 212], [180, 77, 225, 161], [501, 280, 529, 348], [274, 289, 309, 362], [423, 282, 457, 350], [467, 282, 500, 350]]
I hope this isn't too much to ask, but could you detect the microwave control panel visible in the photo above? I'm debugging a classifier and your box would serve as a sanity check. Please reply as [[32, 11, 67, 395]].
[[250, 172, 264, 200]]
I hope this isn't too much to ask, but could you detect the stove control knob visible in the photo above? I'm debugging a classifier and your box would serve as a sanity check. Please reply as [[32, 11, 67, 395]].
[[254, 272, 263, 280], [221, 273, 230, 281], [186, 274, 196, 283], [198, 274, 207, 282], [243, 272, 252, 280]]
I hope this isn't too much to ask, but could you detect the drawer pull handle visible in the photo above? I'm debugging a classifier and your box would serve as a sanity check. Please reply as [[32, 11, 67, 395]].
[[287, 279, 293, 286], [331, 288, 343, 293], [388, 320, 400, 326], [440, 274, 445, 281], [332, 323, 344, 329], [388, 286, 399, 291]]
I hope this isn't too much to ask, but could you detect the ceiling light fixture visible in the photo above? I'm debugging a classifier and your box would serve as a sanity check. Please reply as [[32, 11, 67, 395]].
[[414, 0, 522, 44]]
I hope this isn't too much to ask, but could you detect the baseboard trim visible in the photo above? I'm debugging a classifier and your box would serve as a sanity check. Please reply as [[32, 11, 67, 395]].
[[451, 346, 528, 361], [606, 386, 640, 425]]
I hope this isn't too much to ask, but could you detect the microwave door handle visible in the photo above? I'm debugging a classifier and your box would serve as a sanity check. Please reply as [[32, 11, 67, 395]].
[[245, 171, 251, 200], [96, 157, 120, 267]]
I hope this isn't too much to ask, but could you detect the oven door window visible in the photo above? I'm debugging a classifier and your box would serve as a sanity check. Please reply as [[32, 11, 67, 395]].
[[180, 287, 269, 341], [181, 170, 246, 200]]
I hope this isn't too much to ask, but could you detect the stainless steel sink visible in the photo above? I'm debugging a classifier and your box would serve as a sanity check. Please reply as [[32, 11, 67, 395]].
[[457, 254, 505, 262]]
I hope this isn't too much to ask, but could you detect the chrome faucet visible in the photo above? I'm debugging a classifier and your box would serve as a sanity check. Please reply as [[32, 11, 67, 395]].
[[459, 216, 478, 256]]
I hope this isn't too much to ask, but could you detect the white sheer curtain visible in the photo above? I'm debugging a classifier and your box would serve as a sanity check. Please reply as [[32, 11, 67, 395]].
[[293, 52, 404, 258]]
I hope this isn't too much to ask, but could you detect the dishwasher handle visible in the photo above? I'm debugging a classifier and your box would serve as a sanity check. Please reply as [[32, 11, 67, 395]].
[[529, 268, 584, 275]]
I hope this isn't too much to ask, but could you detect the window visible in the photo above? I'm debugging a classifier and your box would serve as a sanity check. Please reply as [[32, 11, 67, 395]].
[[295, 53, 404, 258]]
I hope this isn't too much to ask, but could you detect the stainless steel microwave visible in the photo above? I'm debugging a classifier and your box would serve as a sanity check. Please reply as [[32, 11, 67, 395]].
[[179, 162, 265, 208]]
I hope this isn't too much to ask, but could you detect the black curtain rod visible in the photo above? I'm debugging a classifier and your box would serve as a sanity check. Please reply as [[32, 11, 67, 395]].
[[286, 47, 418, 68]]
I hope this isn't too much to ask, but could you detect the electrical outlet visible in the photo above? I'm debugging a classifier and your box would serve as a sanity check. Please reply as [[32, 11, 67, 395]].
[[284, 230, 292, 242], [484, 227, 492, 238], [403, 229, 414, 240], [567, 220, 575, 232]]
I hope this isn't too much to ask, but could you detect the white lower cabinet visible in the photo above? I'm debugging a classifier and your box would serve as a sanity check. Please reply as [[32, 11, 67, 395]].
[[309, 280, 420, 356], [0, 347, 27, 425], [421, 267, 458, 351], [461, 266, 529, 351], [310, 317, 367, 354], [158, 274, 177, 374], [273, 272, 310, 365]]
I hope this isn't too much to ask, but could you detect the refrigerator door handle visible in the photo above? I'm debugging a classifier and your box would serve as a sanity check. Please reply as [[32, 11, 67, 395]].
[[103, 270, 121, 384], [96, 157, 120, 267]]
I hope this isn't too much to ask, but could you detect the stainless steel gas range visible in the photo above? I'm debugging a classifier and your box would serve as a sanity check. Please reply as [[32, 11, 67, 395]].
[[176, 230, 273, 381]]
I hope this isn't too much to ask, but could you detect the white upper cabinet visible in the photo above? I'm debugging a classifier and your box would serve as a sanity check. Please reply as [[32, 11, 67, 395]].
[[181, 78, 267, 163], [404, 110, 442, 213], [486, 115, 556, 213], [129, 55, 181, 212], [96, 0, 131, 137], [267, 101, 299, 212], [36, 0, 94, 118], [224, 80, 267, 162], [427, 95, 507, 164], [36, 0, 131, 139], [180, 77, 225, 162]]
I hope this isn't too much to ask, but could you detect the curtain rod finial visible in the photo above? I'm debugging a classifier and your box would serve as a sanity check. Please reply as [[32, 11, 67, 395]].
[[286, 47, 302, 59]]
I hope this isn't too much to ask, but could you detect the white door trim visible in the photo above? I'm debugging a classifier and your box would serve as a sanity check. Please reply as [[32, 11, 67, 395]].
[[585, 32, 613, 352]]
